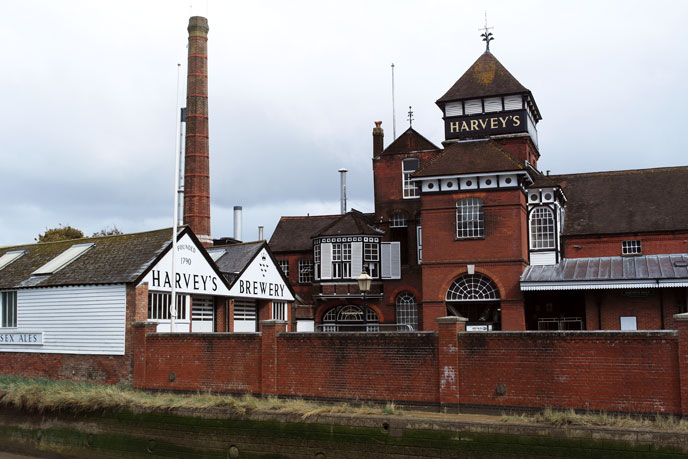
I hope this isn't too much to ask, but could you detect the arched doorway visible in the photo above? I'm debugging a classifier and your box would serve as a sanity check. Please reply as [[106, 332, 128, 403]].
[[321, 304, 379, 332], [445, 273, 501, 331]]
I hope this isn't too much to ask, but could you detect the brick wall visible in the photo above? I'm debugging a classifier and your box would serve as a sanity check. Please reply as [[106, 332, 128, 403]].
[[564, 232, 688, 258], [133, 317, 688, 415]]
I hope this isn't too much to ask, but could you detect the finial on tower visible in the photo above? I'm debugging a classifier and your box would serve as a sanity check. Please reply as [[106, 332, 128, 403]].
[[407, 106, 414, 128], [479, 12, 494, 53]]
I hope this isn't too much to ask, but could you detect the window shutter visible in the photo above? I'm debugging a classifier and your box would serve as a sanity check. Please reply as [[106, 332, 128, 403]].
[[351, 242, 362, 278], [381, 242, 392, 278], [390, 242, 401, 279], [320, 243, 332, 279]]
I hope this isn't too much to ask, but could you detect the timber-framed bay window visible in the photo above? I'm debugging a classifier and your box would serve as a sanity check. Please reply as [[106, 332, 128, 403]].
[[314, 236, 400, 281], [456, 197, 484, 239], [529, 207, 556, 250], [1, 291, 17, 328]]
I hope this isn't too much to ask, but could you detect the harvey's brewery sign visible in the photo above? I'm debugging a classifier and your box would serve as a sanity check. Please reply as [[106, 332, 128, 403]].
[[140, 233, 230, 296], [444, 109, 527, 140]]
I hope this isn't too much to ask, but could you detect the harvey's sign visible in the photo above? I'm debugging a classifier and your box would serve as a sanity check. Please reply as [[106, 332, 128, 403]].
[[444, 109, 527, 140], [228, 248, 294, 301], [140, 233, 230, 296]]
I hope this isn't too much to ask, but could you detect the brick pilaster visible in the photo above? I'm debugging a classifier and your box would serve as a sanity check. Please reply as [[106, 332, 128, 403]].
[[674, 313, 688, 416], [132, 321, 158, 389], [260, 320, 287, 396], [436, 316, 466, 413]]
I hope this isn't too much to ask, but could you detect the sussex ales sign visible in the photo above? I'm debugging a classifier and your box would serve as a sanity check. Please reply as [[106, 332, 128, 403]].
[[444, 109, 527, 140]]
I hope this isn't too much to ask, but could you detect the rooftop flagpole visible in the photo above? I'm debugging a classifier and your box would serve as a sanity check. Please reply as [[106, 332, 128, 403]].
[[170, 62, 182, 332]]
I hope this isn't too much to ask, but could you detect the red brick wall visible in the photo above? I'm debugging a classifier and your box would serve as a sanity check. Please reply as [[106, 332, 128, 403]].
[[584, 290, 684, 331], [564, 232, 688, 258], [133, 320, 686, 415], [275, 333, 439, 402], [0, 353, 131, 385], [456, 331, 680, 414]]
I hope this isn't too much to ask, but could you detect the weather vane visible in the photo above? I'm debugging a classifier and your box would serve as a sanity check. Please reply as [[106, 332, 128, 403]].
[[479, 12, 494, 52], [407, 106, 414, 128]]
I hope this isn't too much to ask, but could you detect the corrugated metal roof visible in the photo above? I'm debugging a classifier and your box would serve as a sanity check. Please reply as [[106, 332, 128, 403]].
[[521, 254, 688, 291]]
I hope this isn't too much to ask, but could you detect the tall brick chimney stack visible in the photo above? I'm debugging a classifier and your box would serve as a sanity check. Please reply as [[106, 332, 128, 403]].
[[372, 121, 384, 157], [184, 16, 212, 246]]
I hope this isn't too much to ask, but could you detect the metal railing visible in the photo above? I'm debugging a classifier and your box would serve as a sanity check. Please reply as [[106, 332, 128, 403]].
[[314, 323, 414, 333], [537, 317, 584, 331]]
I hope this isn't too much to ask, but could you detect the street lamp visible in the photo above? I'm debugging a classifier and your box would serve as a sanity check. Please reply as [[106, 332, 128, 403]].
[[357, 268, 372, 331]]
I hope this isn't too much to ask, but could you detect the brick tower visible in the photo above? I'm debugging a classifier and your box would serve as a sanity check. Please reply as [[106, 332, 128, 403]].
[[184, 16, 212, 246]]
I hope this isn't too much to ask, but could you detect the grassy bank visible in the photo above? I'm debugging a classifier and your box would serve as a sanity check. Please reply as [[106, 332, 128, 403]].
[[0, 375, 399, 418]]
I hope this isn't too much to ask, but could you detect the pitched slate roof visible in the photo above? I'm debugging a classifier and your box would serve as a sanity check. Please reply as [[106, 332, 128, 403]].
[[381, 127, 440, 156], [531, 166, 688, 236], [521, 254, 688, 290], [210, 241, 264, 285], [269, 215, 341, 252], [437, 52, 530, 103], [313, 210, 384, 238], [413, 139, 526, 178], [0, 228, 176, 289]]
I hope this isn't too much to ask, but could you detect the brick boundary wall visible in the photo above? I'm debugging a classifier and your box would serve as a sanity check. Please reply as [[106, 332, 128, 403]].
[[133, 314, 688, 416]]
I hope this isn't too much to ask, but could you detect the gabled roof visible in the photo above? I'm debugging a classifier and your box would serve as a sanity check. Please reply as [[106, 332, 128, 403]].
[[314, 210, 383, 238], [531, 166, 688, 236], [437, 52, 530, 104], [269, 215, 341, 252], [380, 127, 440, 156], [413, 139, 526, 178], [521, 254, 688, 291], [0, 228, 176, 289], [210, 241, 264, 283]]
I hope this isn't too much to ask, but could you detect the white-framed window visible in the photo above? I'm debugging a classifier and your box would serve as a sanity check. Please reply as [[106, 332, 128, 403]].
[[446, 274, 499, 301], [272, 301, 287, 321], [402, 158, 420, 199], [364, 242, 379, 278], [622, 240, 642, 256], [1, 291, 17, 328], [530, 207, 556, 249], [390, 212, 407, 227], [148, 292, 187, 320], [396, 291, 418, 330], [416, 224, 422, 264], [277, 260, 289, 277], [342, 242, 352, 278], [298, 259, 313, 283], [332, 243, 342, 278], [456, 198, 484, 239]]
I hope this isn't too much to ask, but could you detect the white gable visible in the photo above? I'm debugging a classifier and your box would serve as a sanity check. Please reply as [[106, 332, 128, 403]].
[[228, 248, 294, 301], [139, 233, 230, 296]]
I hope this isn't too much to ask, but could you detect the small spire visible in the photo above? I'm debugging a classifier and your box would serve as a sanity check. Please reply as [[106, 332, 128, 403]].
[[407, 106, 414, 128], [479, 12, 494, 53]]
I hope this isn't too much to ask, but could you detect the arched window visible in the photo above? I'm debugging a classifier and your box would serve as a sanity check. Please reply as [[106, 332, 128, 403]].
[[390, 212, 407, 227], [530, 207, 555, 249], [396, 291, 418, 330], [321, 305, 379, 332], [446, 274, 499, 301], [456, 198, 484, 238]]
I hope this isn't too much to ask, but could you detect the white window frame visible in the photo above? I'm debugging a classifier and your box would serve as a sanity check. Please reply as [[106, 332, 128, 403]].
[[416, 224, 422, 264], [456, 198, 484, 239], [313, 244, 321, 280], [530, 207, 556, 250], [402, 158, 420, 199], [1, 290, 17, 328], [364, 242, 379, 278], [298, 259, 313, 283], [396, 291, 418, 331], [272, 301, 288, 321], [277, 260, 289, 277], [148, 291, 188, 321], [622, 240, 642, 256], [390, 212, 407, 227]]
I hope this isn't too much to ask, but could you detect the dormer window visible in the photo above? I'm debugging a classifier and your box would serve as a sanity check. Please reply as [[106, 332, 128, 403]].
[[622, 240, 642, 256], [402, 158, 420, 199]]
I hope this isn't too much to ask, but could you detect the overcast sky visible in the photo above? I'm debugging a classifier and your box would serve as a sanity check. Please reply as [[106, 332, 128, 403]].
[[1, 1, 687, 246]]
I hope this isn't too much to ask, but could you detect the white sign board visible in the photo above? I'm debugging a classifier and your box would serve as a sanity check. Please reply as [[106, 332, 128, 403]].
[[228, 248, 294, 301], [140, 233, 230, 296], [0, 331, 43, 345]]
